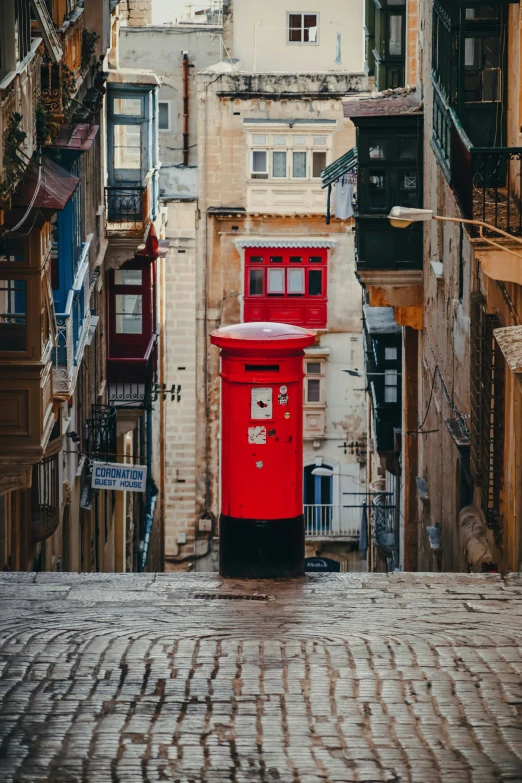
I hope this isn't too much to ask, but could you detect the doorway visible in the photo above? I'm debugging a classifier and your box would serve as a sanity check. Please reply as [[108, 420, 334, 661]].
[[304, 462, 333, 532]]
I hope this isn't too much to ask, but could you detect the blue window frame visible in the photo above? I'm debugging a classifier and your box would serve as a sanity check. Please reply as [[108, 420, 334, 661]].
[[108, 87, 158, 186]]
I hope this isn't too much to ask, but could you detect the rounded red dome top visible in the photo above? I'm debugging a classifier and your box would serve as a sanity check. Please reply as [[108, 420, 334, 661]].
[[210, 321, 316, 352]]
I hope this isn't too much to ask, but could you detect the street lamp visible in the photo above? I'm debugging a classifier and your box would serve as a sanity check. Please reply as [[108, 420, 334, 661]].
[[311, 467, 334, 477], [388, 206, 522, 261], [311, 458, 334, 477]]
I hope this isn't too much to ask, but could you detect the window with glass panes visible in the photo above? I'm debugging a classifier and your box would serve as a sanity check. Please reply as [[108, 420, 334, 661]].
[[249, 133, 329, 180], [108, 262, 154, 360], [109, 90, 152, 184], [0, 278, 27, 351], [287, 13, 319, 44], [357, 127, 422, 215], [304, 360, 325, 404], [380, 343, 401, 405], [244, 248, 327, 329], [158, 102, 170, 131]]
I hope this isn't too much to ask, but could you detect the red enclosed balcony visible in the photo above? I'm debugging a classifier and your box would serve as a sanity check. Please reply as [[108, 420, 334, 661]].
[[243, 247, 328, 329], [106, 258, 157, 406]]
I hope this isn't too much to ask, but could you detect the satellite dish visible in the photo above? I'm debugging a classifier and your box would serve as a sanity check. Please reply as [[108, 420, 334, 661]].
[[311, 467, 334, 477]]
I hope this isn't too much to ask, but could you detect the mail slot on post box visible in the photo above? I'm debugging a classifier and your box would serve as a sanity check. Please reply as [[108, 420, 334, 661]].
[[210, 321, 316, 578]]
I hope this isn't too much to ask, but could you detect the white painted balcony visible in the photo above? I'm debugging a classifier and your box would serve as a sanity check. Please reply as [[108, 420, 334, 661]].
[[53, 240, 92, 399], [304, 504, 361, 539]]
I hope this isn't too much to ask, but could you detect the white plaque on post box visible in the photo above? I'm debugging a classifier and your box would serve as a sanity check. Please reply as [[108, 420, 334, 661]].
[[250, 387, 272, 419]]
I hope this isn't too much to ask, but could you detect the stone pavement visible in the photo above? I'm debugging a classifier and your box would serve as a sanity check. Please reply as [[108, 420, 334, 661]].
[[1, 572, 522, 783]]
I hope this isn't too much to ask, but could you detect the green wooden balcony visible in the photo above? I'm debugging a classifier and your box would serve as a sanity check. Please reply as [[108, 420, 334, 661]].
[[432, 85, 522, 237]]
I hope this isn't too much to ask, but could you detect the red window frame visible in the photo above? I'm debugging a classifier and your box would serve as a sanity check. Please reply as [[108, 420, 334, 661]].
[[108, 259, 154, 360], [244, 247, 327, 329]]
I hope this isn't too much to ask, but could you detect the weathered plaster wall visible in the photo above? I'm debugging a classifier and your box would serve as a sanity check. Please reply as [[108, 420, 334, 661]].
[[303, 328, 367, 500], [227, 0, 364, 74], [118, 26, 222, 198], [197, 69, 365, 211]]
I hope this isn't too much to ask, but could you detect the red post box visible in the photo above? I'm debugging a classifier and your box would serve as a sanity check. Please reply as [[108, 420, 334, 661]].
[[210, 321, 316, 578]]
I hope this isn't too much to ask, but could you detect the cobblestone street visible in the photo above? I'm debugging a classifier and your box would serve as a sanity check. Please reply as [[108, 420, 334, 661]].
[[1, 572, 522, 782]]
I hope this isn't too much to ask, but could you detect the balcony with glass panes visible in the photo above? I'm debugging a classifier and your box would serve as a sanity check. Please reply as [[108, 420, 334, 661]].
[[431, 1, 522, 237], [106, 260, 158, 406], [244, 248, 327, 329], [246, 127, 333, 213], [51, 162, 92, 401], [106, 87, 160, 238], [0, 225, 56, 471], [364, 0, 406, 91], [352, 114, 424, 274]]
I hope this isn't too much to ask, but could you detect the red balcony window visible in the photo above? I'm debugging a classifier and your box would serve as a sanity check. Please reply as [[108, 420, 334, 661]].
[[244, 248, 327, 329], [107, 259, 156, 382]]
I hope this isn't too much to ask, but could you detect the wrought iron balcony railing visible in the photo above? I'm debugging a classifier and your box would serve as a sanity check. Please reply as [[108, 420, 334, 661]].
[[433, 85, 522, 237], [31, 454, 60, 543], [105, 185, 148, 237], [108, 381, 149, 408], [84, 405, 117, 461], [304, 504, 361, 538]]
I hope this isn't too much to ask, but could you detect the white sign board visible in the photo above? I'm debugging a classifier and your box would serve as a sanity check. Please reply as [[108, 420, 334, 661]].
[[251, 387, 272, 419], [91, 462, 147, 492]]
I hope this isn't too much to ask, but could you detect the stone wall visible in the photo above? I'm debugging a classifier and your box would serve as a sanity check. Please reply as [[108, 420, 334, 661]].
[[119, 0, 151, 28], [118, 26, 222, 198], [414, 0, 522, 574], [162, 201, 200, 568]]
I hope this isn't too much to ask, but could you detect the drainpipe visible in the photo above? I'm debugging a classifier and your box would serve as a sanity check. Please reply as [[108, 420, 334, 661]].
[[138, 408, 154, 572], [326, 184, 331, 225], [146, 408, 152, 511], [183, 52, 189, 166]]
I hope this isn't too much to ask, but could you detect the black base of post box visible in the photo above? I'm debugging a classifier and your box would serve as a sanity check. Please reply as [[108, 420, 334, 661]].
[[219, 514, 305, 578]]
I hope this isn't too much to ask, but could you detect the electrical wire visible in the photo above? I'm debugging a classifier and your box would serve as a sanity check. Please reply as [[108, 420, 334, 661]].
[[12, 164, 48, 238], [410, 363, 470, 439], [1, 151, 44, 236], [166, 142, 198, 151]]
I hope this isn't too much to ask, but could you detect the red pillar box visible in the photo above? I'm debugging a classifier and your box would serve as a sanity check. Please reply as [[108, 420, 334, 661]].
[[210, 322, 316, 578]]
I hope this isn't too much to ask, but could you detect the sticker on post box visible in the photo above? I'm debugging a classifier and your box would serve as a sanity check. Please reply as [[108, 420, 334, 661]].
[[251, 387, 272, 419], [278, 384, 288, 405], [248, 426, 266, 444]]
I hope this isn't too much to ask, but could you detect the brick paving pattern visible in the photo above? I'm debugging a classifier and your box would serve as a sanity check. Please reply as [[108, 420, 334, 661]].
[[1, 571, 522, 782]]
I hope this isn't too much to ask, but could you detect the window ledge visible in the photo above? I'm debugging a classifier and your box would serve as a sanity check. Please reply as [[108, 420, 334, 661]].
[[304, 347, 331, 358], [59, 4, 85, 34]]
